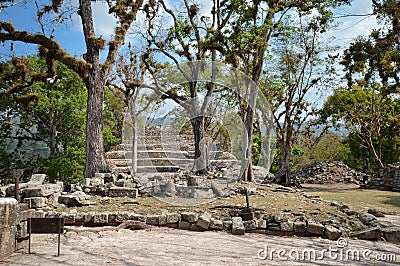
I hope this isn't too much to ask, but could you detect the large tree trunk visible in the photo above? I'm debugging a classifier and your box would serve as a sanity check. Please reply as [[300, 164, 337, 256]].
[[192, 116, 208, 174], [275, 142, 291, 185], [85, 77, 107, 178], [80, 0, 107, 178], [131, 114, 138, 175], [241, 105, 255, 181]]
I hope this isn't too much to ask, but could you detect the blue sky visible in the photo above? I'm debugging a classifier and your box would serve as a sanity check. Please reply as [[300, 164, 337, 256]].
[[0, 0, 378, 60]]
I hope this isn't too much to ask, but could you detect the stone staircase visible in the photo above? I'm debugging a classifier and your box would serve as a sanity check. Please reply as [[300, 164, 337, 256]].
[[106, 127, 238, 174]]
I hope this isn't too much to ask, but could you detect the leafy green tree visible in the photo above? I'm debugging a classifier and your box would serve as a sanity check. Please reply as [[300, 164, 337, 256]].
[[0, 57, 87, 184], [0, 0, 147, 178], [320, 85, 400, 171]]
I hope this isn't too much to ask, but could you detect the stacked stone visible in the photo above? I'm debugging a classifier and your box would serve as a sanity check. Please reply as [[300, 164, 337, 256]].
[[292, 160, 368, 184], [364, 163, 400, 191], [0, 198, 18, 260]]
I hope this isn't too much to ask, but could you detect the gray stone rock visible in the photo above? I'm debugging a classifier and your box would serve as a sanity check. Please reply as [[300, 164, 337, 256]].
[[23, 197, 47, 209], [382, 227, 400, 244], [159, 215, 167, 226], [178, 221, 191, 230], [63, 213, 76, 225], [146, 215, 160, 225], [166, 212, 180, 224], [351, 227, 382, 240], [244, 220, 257, 231], [274, 213, 288, 223], [108, 187, 138, 198], [181, 212, 198, 223], [307, 220, 324, 235], [28, 174, 46, 185], [223, 220, 232, 230], [280, 221, 294, 232], [263, 214, 274, 223], [211, 181, 224, 197], [324, 225, 342, 240], [232, 217, 245, 235], [209, 218, 224, 230], [93, 213, 108, 224], [196, 212, 212, 229], [358, 212, 377, 225], [257, 219, 267, 229]]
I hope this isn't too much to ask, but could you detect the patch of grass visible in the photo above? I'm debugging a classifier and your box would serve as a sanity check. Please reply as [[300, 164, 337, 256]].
[[303, 184, 400, 214]]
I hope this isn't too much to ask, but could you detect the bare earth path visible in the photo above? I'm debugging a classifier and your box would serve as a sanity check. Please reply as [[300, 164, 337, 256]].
[[1, 227, 399, 266]]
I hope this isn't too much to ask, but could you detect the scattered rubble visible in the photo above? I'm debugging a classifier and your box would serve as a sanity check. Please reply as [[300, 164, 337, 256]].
[[291, 160, 368, 185]]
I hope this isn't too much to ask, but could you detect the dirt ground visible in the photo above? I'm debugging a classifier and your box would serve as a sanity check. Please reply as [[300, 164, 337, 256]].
[[1, 227, 399, 266]]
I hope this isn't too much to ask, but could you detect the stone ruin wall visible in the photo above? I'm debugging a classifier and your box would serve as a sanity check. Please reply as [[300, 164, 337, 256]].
[[0, 198, 18, 260], [363, 163, 400, 192]]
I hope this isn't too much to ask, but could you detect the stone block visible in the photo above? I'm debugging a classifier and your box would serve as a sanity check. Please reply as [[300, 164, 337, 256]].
[[24, 183, 63, 197], [28, 174, 46, 185], [166, 213, 180, 224], [129, 213, 146, 222], [159, 214, 167, 226], [244, 220, 257, 231], [307, 220, 324, 235], [0, 198, 18, 260], [190, 223, 205, 231], [196, 212, 212, 229], [23, 197, 47, 209], [280, 221, 294, 232], [63, 213, 76, 225], [108, 187, 138, 198], [181, 212, 198, 223], [350, 227, 382, 240], [232, 217, 245, 235], [209, 218, 224, 231], [257, 219, 267, 229], [93, 213, 108, 224], [146, 215, 160, 225], [274, 213, 288, 223], [294, 221, 307, 234], [324, 225, 342, 240], [84, 212, 95, 224], [382, 227, 400, 244], [18, 209, 36, 222], [223, 220, 232, 230], [178, 221, 191, 230]]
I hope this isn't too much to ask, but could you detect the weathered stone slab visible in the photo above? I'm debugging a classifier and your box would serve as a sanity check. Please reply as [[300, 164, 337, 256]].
[[0, 198, 18, 260], [232, 217, 245, 235], [244, 220, 257, 231], [178, 221, 191, 230], [28, 174, 46, 185], [280, 221, 294, 232], [146, 215, 160, 225], [94, 213, 109, 224], [166, 213, 180, 224], [24, 183, 63, 197], [307, 220, 324, 235], [350, 227, 382, 240], [23, 197, 48, 209], [324, 225, 342, 240], [382, 227, 400, 243], [181, 212, 198, 223], [196, 212, 212, 229], [209, 218, 224, 230], [108, 187, 138, 198]]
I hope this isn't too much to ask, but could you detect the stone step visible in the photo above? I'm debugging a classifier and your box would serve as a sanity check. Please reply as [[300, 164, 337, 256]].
[[112, 166, 181, 173], [106, 150, 193, 160], [108, 158, 239, 168]]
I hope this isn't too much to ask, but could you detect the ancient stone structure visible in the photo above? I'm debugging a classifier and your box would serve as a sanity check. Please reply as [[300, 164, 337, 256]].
[[291, 160, 368, 185], [362, 163, 400, 192], [0, 198, 18, 260]]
